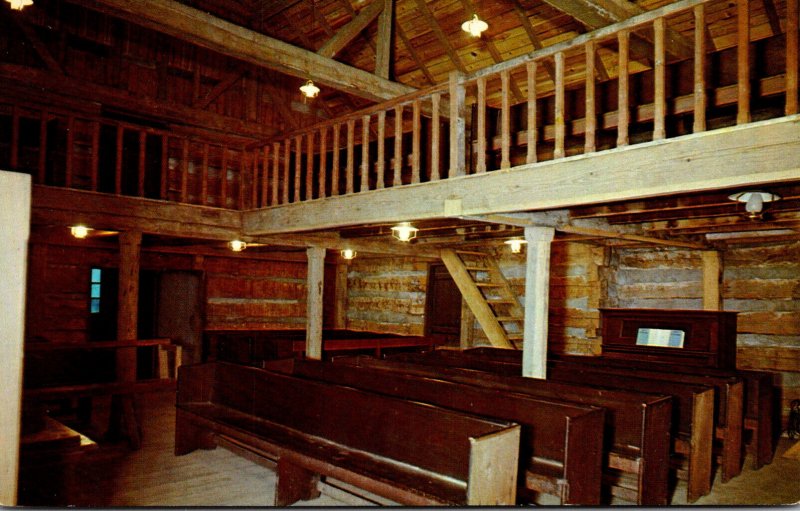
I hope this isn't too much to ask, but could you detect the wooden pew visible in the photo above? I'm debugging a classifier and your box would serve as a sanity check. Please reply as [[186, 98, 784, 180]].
[[175, 361, 521, 506], [459, 348, 745, 484], [332, 355, 674, 505], [388, 349, 718, 502], [264, 357, 606, 505]]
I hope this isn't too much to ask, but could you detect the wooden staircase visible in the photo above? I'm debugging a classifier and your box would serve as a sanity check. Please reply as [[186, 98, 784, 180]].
[[440, 249, 524, 349]]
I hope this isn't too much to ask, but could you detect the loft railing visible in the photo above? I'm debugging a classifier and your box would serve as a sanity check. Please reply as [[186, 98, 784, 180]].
[[1, 0, 797, 210]]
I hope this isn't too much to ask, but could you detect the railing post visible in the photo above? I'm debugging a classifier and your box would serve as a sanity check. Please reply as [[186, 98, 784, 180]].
[[617, 30, 630, 147], [412, 100, 421, 183], [361, 114, 370, 192], [271, 142, 280, 205], [282, 139, 290, 203], [786, 0, 798, 115], [430, 93, 441, 180], [737, 0, 751, 124], [377, 111, 386, 187], [554, 52, 566, 158], [332, 124, 341, 196], [653, 16, 666, 141], [393, 105, 403, 186], [584, 43, 596, 154], [319, 127, 328, 198], [693, 4, 707, 133], [307, 131, 315, 199], [294, 135, 302, 202], [449, 71, 466, 177], [476, 76, 487, 172], [501, 70, 511, 169]]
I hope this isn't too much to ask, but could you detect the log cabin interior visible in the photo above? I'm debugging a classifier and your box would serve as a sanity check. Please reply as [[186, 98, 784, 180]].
[[2, 0, 800, 505]]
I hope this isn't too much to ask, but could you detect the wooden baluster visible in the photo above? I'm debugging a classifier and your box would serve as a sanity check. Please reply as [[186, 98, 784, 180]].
[[332, 124, 341, 196], [200, 143, 209, 205], [294, 135, 302, 202], [239, 150, 247, 210], [786, 0, 798, 115], [737, 0, 751, 124], [412, 100, 421, 183], [584, 43, 596, 154], [261, 146, 269, 207], [66, 116, 75, 188], [694, 4, 707, 133], [430, 93, 441, 180], [346, 119, 355, 194], [319, 127, 328, 198], [283, 139, 290, 203], [115, 125, 124, 195], [654, 17, 666, 141], [38, 111, 48, 184], [159, 134, 168, 199], [555, 52, 566, 158], [361, 114, 370, 192], [10, 106, 19, 170], [220, 145, 228, 207], [138, 131, 146, 197], [271, 142, 280, 206], [501, 70, 511, 169], [617, 30, 630, 147], [394, 105, 403, 186], [91, 122, 101, 192], [527, 61, 539, 162], [449, 71, 466, 177], [180, 139, 189, 203], [307, 131, 315, 199], [251, 149, 259, 208], [376, 111, 386, 188], [477, 76, 487, 172]]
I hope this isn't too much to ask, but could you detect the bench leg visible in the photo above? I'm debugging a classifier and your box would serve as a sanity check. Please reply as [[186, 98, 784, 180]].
[[275, 457, 321, 506], [174, 411, 216, 455]]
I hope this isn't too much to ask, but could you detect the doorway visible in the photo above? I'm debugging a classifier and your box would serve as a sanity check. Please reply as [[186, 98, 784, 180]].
[[424, 264, 462, 344]]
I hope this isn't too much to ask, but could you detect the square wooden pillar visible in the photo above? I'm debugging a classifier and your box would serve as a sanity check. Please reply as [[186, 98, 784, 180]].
[[306, 247, 326, 360], [521, 226, 554, 379]]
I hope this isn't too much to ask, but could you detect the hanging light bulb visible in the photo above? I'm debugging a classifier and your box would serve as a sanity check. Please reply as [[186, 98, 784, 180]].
[[7, 0, 34, 10], [228, 239, 247, 252], [70, 225, 90, 239], [461, 14, 488, 37], [728, 190, 781, 220], [504, 237, 527, 254], [391, 222, 419, 242], [340, 248, 357, 260], [300, 79, 320, 99]]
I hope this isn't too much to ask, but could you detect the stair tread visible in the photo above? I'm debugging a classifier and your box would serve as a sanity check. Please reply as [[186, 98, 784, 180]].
[[475, 282, 502, 287], [496, 316, 523, 321]]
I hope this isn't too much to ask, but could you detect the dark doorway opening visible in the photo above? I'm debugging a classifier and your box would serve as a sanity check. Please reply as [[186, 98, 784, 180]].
[[424, 264, 462, 344]]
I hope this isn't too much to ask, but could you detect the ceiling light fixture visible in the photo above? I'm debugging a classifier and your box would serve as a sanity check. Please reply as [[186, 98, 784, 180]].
[[461, 13, 488, 37], [70, 225, 90, 239], [728, 190, 781, 220], [6, 0, 33, 10], [340, 248, 357, 260], [228, 239, 247, 252], [391, 222, 419, 242], [299, 79, 320, 99], [504, 237, 527, 254]]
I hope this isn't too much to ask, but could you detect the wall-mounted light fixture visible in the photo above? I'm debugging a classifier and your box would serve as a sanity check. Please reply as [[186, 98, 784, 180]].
[[6, 0, 33, 10], [504, 237, 527, 254], [728, 190, 781, 220], [391, 222, 418, 242], [340, 248, 357, 260], [70, 225, 90, 239], [228, 239, 247, 252], [299, 79, 320, 99], [461, 14, 488, 37]]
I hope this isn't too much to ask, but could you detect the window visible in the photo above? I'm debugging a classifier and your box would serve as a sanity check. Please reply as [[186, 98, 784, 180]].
[[90, 267, 102, 313]]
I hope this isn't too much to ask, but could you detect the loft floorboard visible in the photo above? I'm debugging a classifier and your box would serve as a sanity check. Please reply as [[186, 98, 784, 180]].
[[23, 389, 800, 506]]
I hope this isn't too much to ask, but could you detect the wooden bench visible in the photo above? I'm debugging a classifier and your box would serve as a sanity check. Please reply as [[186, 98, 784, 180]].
[[332, 355, 674, 505], [264, 357, 606, 505], [389, 349, 717, 502], [175, 361, 521, 506]]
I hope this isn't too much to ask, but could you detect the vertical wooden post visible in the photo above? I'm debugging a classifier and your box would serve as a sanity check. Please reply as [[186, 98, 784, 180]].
[[477, 76, 487, 173], [376, 112, 386, 187], [10, 107, 18, 171], [306, 132, 314, 200], [305, 246, 326, 361], [521, 226, 554, 379], [283, 140, 290, 203], [617, 30, 630, 147], [334, 263, 349, 329], [786, 0, 798, 115], [65, 116, 75, 188], [361, 115, 370, 192], [37, 111, 48, 185], [702, 251, 722, 310], [554, 52, 566, 158], [261, 146, 269, 207], [449, 71, 466, 177], [115, 125, 124, 195], [412, 100, 421, 183], [653, 17, 667, 141], [694, 4, 707, 133], [294, 136, 302, 202], [346, 119, 355, 194], [393, 105, 403, 186], [0, 171, 31, 506], [180, 139, 189, 203], [220, 145, 228, 207], [501, 70, 511, 169], [584, 43, 596, 154], [239, 149, 247, 210], [737, 0, 751, 124], [200, 143, 210, 205], [272, 142, 280, 205], [138, 131, 146, 197], [332, 125, 341, 196], [90, 122, 101, 192], [430, 93, 441, 180], [159, 134, 168, 200], [319, 127, 328, 198], [527, 61, 538, 163]]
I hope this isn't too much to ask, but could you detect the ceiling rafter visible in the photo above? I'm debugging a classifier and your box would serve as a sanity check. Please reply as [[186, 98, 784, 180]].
[[317, 0, 384, 59], [413, 0, 468, 74]]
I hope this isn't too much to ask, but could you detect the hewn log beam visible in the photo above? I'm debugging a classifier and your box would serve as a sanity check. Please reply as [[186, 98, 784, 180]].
[[375, 0, 394, 79], [318, 0, 384, 59], [65, 0, 414, 102]]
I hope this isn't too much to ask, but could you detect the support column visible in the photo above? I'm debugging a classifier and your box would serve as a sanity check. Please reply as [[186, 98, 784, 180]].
[[333, 263, 349, 329], [702, 250, 722, 310], [306, 247, 326, 360], [521, 226, 554, 379]]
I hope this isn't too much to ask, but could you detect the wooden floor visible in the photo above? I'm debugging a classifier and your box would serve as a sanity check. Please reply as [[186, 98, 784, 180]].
[[19, 389, 800, 507]]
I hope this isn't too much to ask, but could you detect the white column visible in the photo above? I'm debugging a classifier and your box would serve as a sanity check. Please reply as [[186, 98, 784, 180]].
[[305, 246, 326, 360], [0, 171, 31, 505], [521, 226, 554, 379]]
